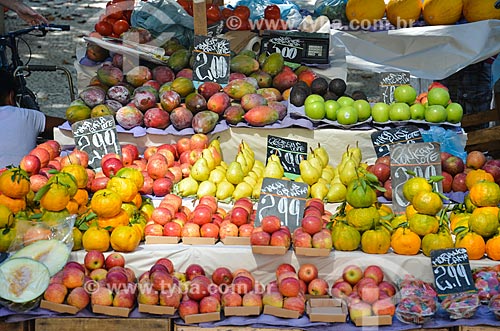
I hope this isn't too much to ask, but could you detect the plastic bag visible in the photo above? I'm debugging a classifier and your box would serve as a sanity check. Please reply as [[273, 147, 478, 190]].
[[313, 0, 348, 23], [421, 126, 467, 162], [232, 0, 302, 25], [131, 0, 195, 48]]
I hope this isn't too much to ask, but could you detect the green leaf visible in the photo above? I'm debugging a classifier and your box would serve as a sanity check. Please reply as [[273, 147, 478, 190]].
[[453, 226, 468, 236], [381, 221, 393, 233], [405, 170, 416, 177], [429, 175, 444, 183], [364, 172, 379, 184], [85, 212, 97, 222], [2, 227, 11, 235], [48, 169, 59, 175], [79, 222, 89, 231], [30, 213, 43, 220], [33, 183, 51, 201]]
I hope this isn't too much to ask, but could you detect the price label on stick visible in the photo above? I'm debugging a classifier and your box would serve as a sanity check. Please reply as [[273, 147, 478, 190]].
[[379, 72, 410, 104], [266, 135, 307, 177], [255, 178, 308, 232], [431, 248, 476, 296], [390, 142, 442, 215], [193, 35, 230, 84], [266, 35, 303, 64], [72, 115, 121, 169], [371, 126, 423, 158]]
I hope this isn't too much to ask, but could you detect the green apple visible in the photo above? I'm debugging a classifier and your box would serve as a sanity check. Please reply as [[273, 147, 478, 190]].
[[394, 85, 417, 104], [425, 105, 447, 123], [325, 100, 340, 121], [304, 101, 326, 120], [409, 103, 426, 120], [371, 102, 390, 122], [304, 94, 324, 106], [336, 106, 358, 125], [427, 87, 450, 106], [446, 102, 463, 124], [388, 102, 411, 121], [337, 96, 354, 107], [352, 99, 371, 121]]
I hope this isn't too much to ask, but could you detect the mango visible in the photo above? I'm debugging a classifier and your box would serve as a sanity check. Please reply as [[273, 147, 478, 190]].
[[222, 79, 257, 100], [162, 40, 186, 56], [262, 53, 284, 76], [243, 106, 279, 127], [107, 85, 130, 105], [198, 81, 222, 100], [171, 77, 195, 97], [250, 70, 273, 88], [185, 92, 207, 113], [96, 65, 123, 87], [191, 110, 219, 134], [240, 93, 267, 111], [223, 105, 245, 125], [268, 101, 287, 120], [272, 69, 298, 92], [207, 92, 231, 115], [168, 49, 190, 72], [230, 54, 260, 76], [257, 88, 283, 102], [152, 66, 175, 84], [170, 106, 193, 130], [65, 104, 91, 124], [79, 86, 106, 108], [239, 50, 256, 58], [176, 68, 193, 80], [126, 66, 152, 87]]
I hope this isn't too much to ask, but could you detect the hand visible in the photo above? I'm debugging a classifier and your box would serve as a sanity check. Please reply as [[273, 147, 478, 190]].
[[1, 0, 49, 25]]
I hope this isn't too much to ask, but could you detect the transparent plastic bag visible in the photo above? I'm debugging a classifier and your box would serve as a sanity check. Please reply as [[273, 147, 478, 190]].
[[421, 126, 467, 162], [313, 0, 348, 23], [233, 0, 302, 24]]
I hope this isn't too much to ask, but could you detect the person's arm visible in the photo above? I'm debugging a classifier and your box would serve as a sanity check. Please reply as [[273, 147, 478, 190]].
[[41, 115, 66, 140], [0, 0, 48, 25]]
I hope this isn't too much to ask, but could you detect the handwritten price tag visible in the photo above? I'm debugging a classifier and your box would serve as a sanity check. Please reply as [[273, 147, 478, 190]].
[[266, 135, 307, 177], [71, 115, 121, 169], [255, 178, 308, 232], [431, 248, 476, 296], [371, 126, 423, 158], [193, 35, 230, 84], [379, 72, 410, 104], [266, 35, 303, 64]]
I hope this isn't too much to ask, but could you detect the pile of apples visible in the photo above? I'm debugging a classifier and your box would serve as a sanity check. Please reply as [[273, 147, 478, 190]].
[[218, 197, 256, 239], [220, 268, 263, 310], [331, 265, 397, 321], [43, 251, 135, 311], [250, 215, 291, 249], [292, 198, 333, 249], [366, 155, 392, 201], [298, 263, 330, 297]]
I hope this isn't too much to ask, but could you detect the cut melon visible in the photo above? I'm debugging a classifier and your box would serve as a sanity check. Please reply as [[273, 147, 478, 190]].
[[11, 240, 70, 276], [0, 257, 50, 303]]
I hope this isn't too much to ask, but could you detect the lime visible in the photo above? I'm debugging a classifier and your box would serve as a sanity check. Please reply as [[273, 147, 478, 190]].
[[425, 105, 447, 123], [324, 100, 340, 120], [394, 85, 417, 104], [427, 87, 450, 106], [353, 99, 371, 121], [389, 102, 411, 121], [304, 94, 324, 106], [409, 103, 426, 120], [304, 101, 326, 120], [337, 96, 354, 107], [371, 102, 390, 122], [336, 106, 358, 125]]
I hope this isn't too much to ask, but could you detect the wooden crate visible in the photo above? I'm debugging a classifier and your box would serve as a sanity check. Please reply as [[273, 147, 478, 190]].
[[459, 326, 500, 331], [34, 318, 170, 331], [174, 326, 453, 331], [0, 321, 31, 331]]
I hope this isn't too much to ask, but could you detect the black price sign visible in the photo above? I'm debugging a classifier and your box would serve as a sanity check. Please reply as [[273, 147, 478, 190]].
[[431, 248, 476, 296], [72, 115, 121, 169], [390, 142, 442, 215], [379, 72, 410, 104], [266, 35, 303, 64], [255, 178, 308, 232], [193, 35, 230, 84], [266, 135, 307, 177], [371, 126, 424, 158]]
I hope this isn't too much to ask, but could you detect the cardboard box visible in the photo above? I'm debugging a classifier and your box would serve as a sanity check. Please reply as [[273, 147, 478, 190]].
[[224, 305, 261, 316], [220, 236, 250, 246], [145, 236, 180, 244], [305, 294, 331, 301], [352, 315, 393, 327], [223, 31, 259, 53], [294, 247, 331, 257], [306, 298, 347, 323], [138, 303, 176, 315], [263, 305, 301, 319], [40, 300, 80, 314], [182, 237, 217, 245], [183, 311, 221, 324], [251, 245, 288, 255], [92, 304, 132, 317]]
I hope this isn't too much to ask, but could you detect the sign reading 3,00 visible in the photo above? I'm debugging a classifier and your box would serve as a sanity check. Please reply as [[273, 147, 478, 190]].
[[72, 115, 121, 169], [193, 35, 230, 84]]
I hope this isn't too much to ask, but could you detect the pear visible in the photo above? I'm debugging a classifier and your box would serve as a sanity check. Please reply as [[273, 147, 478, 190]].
[[216, 180, 234, 200], [321, 168, 335, 182], [252, 177, 263, 199], [202, 149, 216, 171], [226, 161, 245, 185], [233, 181, 253, 200], [208, 145, 222, 166], [339, 159, 358, 186], [176, 177, 199, 196], [208, 168, 226, 185], [241, 140, 254, 159], [209, 137, 222, 156], [242, 148, 255, 170], [308, 156, 324, 171], [263, 160, 284, 179], [299, 159, 321, 186], [331, 175, 343, 185], [197, 180, 216, 198], [219, 161, 228, 170], [348, 143, 362, 165], [236, 153, 250, 175], [243, 175, 257, 187], [269, 155, 284, 174], [247, 171, 259, 181], [326, 182, 347, 203], [191, 157, 210, 182], [253, 159, 265, 171], [313, 143, 329, 168], [310, 181, 329, 200], [252, 165, 264, 178]]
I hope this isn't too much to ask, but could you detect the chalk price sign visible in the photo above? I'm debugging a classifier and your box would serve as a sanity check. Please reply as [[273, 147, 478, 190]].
[[431, 248, 476, 296], [267, 35, 303, 64], [371, 126, 423, 158], [379, 72, 410, 104], [72, 115, 121, 169], [193, 35, 230, 84], [390, 142, 442, 214], [255, 178, 308, 232], [266, 135, 307, 176]]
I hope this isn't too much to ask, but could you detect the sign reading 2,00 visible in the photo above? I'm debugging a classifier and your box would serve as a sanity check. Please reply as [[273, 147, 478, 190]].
[[193, 35, 230, 84], [194, 53, 228, 82]]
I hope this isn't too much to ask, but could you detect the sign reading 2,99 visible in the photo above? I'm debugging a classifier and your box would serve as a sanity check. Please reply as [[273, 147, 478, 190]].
[[72, 115, 121, 169], [193, 35, 230, 85], [431, 248, 475, 296]]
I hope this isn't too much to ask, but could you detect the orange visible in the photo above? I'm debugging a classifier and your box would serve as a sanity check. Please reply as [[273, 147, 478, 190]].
[[97, 209, 129, 231], [465, 169, 494, 190], [360, 227, 391, 254], [90, 189, 122, 218], [405, 204, 418, 220], [107, 176, 138, 203], [455, 231, 486, 260], [39, 183, 71, 212], [402, 177, 432, 203], [121, 202, 138, 218], [82, 225, 110, 252], [331, 221, 361, 251], [408, 213, 439, 236], [450, 212, 471, 232], [391, 227, 421, 255], [61, 164, 88, 189], [421, 228, 454, 257], [469, 207, 499, 238], [0, 168, 30, 199], [469, 181, 500, 207], [48, 172, 78, 198], [412, 191, 443, 215], [391, 214, 407, 229], [66, 199, 79, 215], [110, 225, 140, 252], [73, 188, 89, 206], [0, 194, 26, 213], [486, 236, 500, 261], [132, 192, 143, 209], [346, 206, 380, 232], [116, 167, 144, 190]]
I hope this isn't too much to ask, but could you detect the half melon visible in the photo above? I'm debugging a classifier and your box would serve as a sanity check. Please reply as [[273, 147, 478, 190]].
[[11, 239, 70, 276], [0, 257, 50, 303]]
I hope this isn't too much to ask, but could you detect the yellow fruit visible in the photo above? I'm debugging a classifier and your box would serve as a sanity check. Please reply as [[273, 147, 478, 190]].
[[455, 231, 485, 260], [386, 0, 422, 27], [73, 189, 89, 206], [391, 227, 421, 255], [346, 206, 380, 232], [346, 0, 386, 25], [110, 225, 140, 252], [82, 225, 110, 252], [0, 205, 14, 228], [463, 0, 500, 22], [469, 181, 500, 207], [0, 227, 16, 252], [40, 183, 71, 212], [469, 207, 499, 238], [360, 227, 391, 254], [422, 0, 463, 25], [421, 229, 454, 256], [107, 177, 138, 203], [72, 227, 83, 251], [90, 189, 122, 218], [466, 169, 494, 190], [412, 191, 443, 216], [402, 177, 432, 203], [0, 168, 30, 199], [97, 210, 130, 231], [331, 222, 361, 251], [408, 213, 439, 236], [61, 164, 88, 189]]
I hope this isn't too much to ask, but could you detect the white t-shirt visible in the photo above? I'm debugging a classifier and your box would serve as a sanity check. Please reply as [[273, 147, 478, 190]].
[[0, 105, 46, 168]]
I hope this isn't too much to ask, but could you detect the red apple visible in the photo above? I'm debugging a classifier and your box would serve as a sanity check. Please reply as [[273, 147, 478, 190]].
[[144, 223, 164, 236], [20, 154, 41, 176], [442, 171, 453, 193], [84, 250, 105, 271], [293, 231, 312, 248], [370, 163, 391, 183], [363, 265, 384, 284], [250, 230, 271, 246], [301, 215, 323, 235], [185, 263, 205, 281], [221, 289, 243, 307], [155, 258, 174, 274], [261, 215, 281, 234], [200, 222, 219, 238], [342, 265, 363, 286], [182, 222, 200, 237], [307, 278, 329, 296], [298, 263, 318, 284], [105, 252, 125, 269], [275, 263, 296, 279], [212, 267, 233, 286], [331, 280, 353, 299], [230, 206, 250, 227], [282, 296, 305, 314], [101, 157, 123, 178], [311, 229, 333, 249], [452, 172, 468, 192], [190, 133, 209, 150], [179, 299, 199, 320], [270, 229, 291, 248], [163, 221, 182, 237], [378, 281, 397, 297], [199, 295, 220, 313], [372, 298, 396, 316]]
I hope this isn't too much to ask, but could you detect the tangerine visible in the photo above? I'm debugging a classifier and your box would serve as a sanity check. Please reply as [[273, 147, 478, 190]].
[[107, 176, 138, 203], [466, 169, 494, 190], [72, 188, 89, 206], [82, 225, 110, 252], [391, 227, 421, 255], [469, 181, 500, 207], [48, 172, 78, 197], [61, 164, 88, 189], [90, 189, 122, 218], [402, 177, 432, 204], [0, 168, 30, 199], [408, 213, 439, 236], [110, 225, 140, 252], [412, 191, 443, 215], [97, 209, 129, 231], [455, 231, 486, 260], [345, 179, 377, 208], [0, 194, 26, 213], [360, 227, 391, 254], [346, 206, 380, 232], [116, 167, 144, 190], [40, 183, 71, 212], [486, 236, 500, 261], [421, 229, 454, 256], [331, 221, 361, 251], [469, 207, 499, 238]]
